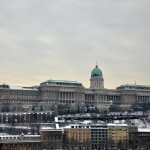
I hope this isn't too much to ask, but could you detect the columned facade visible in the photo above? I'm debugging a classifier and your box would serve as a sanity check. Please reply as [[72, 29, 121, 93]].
[[0, 65, 150, 110]]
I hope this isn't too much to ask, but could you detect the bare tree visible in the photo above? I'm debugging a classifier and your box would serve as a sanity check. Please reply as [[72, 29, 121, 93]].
[[107, 138, 115, 150]]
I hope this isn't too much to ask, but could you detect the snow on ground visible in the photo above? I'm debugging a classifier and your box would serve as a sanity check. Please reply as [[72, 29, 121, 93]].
[[112, 110, 150, 128], [81, 120, 93, 124], [134, 119, 147, 128]]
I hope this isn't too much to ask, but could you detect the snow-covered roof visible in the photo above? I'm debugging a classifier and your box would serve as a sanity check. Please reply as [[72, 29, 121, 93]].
[[40, 128, 62, 132], [0, 134, 40, 138], [64, 124, 90, 129], [107, 123, 128, 127], [138, 128, 150, 132], [80, 120, 93, 125], [40, 126, 54, 130]]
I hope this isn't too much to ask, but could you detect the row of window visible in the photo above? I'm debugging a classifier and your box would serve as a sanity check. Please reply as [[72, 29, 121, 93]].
[[110, 136, 128, 139], [71, 126, 89, 128], [109, 129, 128, 131], [91, 135, 107, 137], [92, 129, 107, 131], [91, 138, 107, 141], [59, 100, 74, 103], [43, 135, 61, 140]]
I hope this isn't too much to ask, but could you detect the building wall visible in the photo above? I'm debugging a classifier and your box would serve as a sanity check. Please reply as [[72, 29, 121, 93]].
[[138, 130, 150, 147], [0, 142, 41, 150], [90, 76, 104, 89], [64, 125, 91, 149], [0, 88, 41, 104], [40, 129, 63, 149], [90, 124, 107, 150], [0, 111, 52, 124], [39, 85, 85, 105], [107, 124, 129, 146], [128, 125, 138, 148], [0, 80, 150, 108], [0, 135, 41, 150], [0, 130, 62, 150]]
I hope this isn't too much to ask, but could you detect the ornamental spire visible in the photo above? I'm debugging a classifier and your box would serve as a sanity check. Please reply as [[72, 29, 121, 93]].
[[96, 61, 98, 67]]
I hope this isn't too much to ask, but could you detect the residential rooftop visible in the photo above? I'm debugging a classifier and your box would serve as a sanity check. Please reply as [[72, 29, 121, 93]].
[[138, 128, 150, 132], [107, 123, 128, 127]]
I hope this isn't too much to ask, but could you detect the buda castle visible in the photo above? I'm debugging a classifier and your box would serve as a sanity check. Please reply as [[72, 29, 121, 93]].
[[0, 65, 150, 109]]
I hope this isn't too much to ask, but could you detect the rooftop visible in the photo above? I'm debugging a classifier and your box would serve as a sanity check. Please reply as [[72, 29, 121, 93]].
[[0, 135, 41, 143], [116, 84, 150, 90], [64, 124, 90, 129], [40, 79, 83, 87], [10, 86, 38, 91], [0, 84, 39, 91], [107, 123, 128, 127], [138, 128, 150, 132]]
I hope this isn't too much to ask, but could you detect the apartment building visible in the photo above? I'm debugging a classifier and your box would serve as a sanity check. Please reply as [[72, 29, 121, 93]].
[[89, 123, 108, 150], [64, 124, 91, 150], [107, 123, 129, 148]]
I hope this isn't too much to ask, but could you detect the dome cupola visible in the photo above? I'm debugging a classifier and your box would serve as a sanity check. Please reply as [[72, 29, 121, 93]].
[[91, 65, 103, 77], [90, 64, 104, 89]]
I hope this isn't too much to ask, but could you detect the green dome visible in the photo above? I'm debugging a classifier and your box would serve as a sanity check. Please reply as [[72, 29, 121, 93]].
[[91, 65, 103, 77], [0, 84, 9, 89]]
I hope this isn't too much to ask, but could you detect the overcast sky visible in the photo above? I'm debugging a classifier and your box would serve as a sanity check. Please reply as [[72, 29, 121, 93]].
[[0, 0, 150, 89]]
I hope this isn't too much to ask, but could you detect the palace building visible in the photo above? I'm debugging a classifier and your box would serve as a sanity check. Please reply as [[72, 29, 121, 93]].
[[0, 65, 150, 109]]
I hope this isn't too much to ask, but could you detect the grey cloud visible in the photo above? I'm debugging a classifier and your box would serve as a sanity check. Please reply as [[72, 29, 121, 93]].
[[0, 0, 150, 88]]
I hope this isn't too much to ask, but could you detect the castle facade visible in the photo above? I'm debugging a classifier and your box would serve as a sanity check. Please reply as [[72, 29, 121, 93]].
[[0, 65, 150, 108]]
